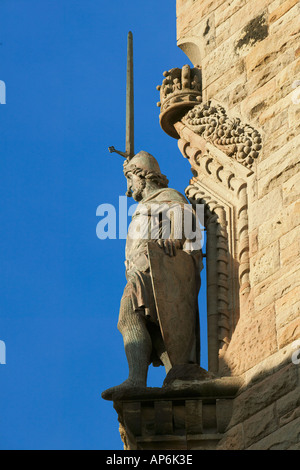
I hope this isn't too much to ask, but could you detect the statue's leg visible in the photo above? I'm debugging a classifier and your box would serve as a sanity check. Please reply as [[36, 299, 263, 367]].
[[102, 296, 152, 399], [118, 296, 152, 387]]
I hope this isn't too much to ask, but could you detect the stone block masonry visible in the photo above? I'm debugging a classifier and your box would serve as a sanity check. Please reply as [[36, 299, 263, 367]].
[[176, 0, 300, 451]]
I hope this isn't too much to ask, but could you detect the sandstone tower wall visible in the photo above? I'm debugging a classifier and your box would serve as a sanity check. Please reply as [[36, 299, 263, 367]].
[[176, 0, 300, 449]]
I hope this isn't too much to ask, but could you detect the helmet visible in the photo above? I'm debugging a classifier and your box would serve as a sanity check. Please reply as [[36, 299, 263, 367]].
[[124, 151, 162, 176]]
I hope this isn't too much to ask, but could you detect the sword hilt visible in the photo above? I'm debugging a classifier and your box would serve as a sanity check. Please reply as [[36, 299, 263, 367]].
[[108, 146, 128, 159]]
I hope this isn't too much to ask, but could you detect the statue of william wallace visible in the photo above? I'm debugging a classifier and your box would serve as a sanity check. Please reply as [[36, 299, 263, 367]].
[[102, 33, 203, 400]]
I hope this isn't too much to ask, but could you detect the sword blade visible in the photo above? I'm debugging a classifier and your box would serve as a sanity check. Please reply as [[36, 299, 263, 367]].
[[126, 31, 134, 160]]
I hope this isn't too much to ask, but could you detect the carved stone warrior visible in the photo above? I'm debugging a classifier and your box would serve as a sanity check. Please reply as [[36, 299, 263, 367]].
[[102, 150, 203, 398]]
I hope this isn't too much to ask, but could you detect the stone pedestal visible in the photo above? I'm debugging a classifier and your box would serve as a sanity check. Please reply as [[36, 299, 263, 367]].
[[103, 376, 242, 450]]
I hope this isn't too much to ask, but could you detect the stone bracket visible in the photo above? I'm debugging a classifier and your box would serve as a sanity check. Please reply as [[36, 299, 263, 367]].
[[111, 377, 243, 450]]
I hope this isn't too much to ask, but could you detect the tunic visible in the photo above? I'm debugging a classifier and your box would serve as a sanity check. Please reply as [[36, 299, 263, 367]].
[[121, 187, 202, 326]]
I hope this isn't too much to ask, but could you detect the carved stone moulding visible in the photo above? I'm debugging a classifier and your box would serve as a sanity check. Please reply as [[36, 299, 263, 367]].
[[186, 180, 234, 373], [182, 101, 262, 169], [175, 122, 252, 298], [157, 65, 202, 139], [173, 125, 252, 373], [179, 135, 251, 300]]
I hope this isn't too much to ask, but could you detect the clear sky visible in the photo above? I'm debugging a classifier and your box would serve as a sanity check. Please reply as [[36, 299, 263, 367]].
[[0, 0, 207, 450]]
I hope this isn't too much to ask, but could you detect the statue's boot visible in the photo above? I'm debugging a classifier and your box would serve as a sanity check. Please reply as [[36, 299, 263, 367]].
[[102, 302, 152, 400]]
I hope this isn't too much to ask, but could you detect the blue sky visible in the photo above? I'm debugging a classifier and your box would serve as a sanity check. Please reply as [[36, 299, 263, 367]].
[[0, 0, 207, 450]]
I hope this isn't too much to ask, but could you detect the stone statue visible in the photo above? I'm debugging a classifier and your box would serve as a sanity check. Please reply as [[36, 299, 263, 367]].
[[102, 33, 203, 400], [102, 150, 203, 399]]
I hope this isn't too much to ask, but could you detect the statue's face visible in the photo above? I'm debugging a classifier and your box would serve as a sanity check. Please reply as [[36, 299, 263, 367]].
[[126, 172, 146, 201]]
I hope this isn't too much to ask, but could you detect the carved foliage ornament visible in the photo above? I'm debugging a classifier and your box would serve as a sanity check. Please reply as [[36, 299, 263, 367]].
[[182, 102, 262, 168]]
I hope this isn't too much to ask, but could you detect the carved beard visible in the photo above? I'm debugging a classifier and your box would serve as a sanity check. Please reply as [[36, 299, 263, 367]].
[[132, 178, 146, 201]]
